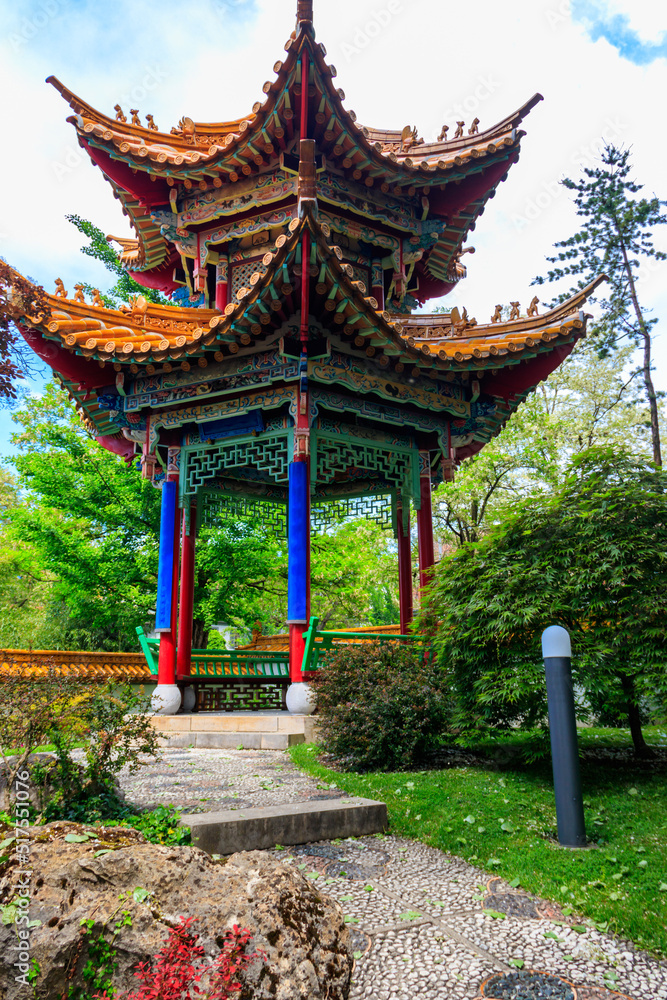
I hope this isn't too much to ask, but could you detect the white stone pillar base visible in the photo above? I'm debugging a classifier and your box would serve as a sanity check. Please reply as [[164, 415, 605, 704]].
[[151, 684, 182, 715], [182, 686, 196, 713], [286, 682, 317, 716]]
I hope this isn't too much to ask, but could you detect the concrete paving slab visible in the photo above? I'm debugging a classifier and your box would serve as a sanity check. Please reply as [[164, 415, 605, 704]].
[[181, 797, 388, 855], [193, 732, 262, 749], [260, 733, 305, 749]]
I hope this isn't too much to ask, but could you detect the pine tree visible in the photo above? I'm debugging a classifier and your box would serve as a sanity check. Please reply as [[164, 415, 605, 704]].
[[533, 144, 666, 467]]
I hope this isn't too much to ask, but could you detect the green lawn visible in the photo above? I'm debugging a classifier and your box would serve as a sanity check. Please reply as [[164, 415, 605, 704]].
[[290, 727, 667, 957]]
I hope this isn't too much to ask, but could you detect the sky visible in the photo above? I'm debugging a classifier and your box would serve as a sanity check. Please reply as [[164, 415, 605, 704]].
[[0, 0, 666, 451]]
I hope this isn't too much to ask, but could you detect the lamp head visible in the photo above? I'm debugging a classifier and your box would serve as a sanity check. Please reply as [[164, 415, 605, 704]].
[[541, 625, 571, 659]]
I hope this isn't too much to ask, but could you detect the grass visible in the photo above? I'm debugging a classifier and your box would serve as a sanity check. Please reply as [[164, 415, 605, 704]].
[[290, 726, 667, 957], [1, 742, 88, 755]]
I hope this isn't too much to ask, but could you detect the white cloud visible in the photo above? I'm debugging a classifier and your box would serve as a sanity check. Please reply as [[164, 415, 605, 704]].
[[0, 0, 665, 416], [587, 0, 667, 45]]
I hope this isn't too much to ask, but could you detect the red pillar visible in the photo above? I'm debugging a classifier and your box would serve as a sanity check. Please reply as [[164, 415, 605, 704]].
[[417, 460, 435, 590], [157, 488, 181, 687], [176, 505, 197, 680], [397, 504, 413, 633], [215, 260, 228, 311]]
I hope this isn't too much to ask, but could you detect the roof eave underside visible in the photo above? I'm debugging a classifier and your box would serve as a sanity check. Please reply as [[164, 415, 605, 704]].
[[12, 215, 604, 376]]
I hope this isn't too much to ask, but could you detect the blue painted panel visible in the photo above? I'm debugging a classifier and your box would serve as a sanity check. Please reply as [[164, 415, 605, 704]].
[[198, 411, 263, 442], [287, 461, 309, 622], [155, 480, 177, 632]]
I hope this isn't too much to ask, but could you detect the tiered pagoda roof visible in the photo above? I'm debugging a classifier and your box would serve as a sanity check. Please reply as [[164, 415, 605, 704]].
[[46, 55, 539, 290], [6, 0, 603, 469]]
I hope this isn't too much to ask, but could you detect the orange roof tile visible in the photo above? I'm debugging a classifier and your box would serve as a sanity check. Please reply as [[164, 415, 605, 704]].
[[9, 214, 604, 378]]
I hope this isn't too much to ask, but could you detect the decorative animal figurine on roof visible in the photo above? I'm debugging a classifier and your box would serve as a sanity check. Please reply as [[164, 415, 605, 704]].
[[468, 118, 480, 135], [454, 121, 465, 139], [527, 296, 540, 317], [491, 304, 503, 323], [124, 294, 149, 319], [437, 124, 449, 142], [145, 114, 159, 131], [73, 283, 86, 304], [401, 125, 419, 152], [178, 117, 197, 142], [114, 104, 127, 123], [91, 289, 103, 307], [509, 301, 521, 320], [54, 278, 67, 298], [130, 109, 141, 126]]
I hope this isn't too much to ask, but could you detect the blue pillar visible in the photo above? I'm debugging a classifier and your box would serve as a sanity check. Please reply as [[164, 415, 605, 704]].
[[287, 461, 309, 625], [155, 480, 178, 633]]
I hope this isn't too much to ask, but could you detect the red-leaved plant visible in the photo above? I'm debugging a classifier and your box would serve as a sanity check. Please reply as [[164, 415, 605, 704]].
[[95, 917, 257, 1000]]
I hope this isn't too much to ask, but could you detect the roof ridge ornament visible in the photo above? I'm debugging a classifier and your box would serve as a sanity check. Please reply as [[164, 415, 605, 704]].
[[297, 0, 313, 24]]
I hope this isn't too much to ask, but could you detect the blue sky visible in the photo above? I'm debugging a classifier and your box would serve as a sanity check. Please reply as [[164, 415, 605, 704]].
[[572, 0, 667, 64], [1, 0, 665, 455]]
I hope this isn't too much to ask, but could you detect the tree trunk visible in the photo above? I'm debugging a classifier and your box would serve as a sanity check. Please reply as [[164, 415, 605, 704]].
[[619, 673, 653, 757], [192, 618, 208, 650], [619, 242, 662, 467]]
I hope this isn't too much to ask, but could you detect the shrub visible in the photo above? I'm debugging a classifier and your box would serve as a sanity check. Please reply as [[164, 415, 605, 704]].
[[420, 448, 667, 756], [0, 661, 87, 804], [94, 916, 257, 1000], [313, 641, 452, 771], [40, 683, 161, 823]]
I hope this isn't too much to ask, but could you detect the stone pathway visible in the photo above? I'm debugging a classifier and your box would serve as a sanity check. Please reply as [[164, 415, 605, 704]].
[[118, 747, 667, 1000]]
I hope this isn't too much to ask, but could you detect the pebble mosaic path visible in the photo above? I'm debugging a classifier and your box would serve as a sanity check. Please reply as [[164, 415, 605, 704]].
[[118, 747, 667, 1000]]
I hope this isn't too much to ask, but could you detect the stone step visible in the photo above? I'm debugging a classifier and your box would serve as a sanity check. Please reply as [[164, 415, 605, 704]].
[[181, 797, 388, 855], [149, 711, 319, 749], [159, 731, 305, 750]]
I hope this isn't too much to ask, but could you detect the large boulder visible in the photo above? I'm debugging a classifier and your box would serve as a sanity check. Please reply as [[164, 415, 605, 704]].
[[0, 822, 352, 1000]]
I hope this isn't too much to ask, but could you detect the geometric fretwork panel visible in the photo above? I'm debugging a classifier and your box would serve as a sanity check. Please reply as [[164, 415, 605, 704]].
[[182, 432, 290, 496], [198, 491, 393, 537], [195, 680, 288, 712], [316, 435, 415, 495], [311, 494, 393, 532], [199, 492, 288, 537], [230, 260, 267, 301]]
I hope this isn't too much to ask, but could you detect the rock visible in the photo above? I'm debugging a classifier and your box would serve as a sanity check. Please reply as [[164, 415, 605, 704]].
[[0, 753, 126, 814], [0, 822, 352, 1000], [0, 754, 60, 813]]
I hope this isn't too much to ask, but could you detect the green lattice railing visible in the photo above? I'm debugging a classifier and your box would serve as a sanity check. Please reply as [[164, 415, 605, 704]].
[[300, 616, 431, 673], [136, 619, 430, 687], [136, 627, 289, 681]]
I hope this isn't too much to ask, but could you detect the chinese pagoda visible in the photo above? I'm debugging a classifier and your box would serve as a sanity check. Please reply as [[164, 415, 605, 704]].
[[6, 0, 603, 713]]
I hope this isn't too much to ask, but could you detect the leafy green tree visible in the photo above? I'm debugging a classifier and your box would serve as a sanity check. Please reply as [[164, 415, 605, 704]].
[[198, 516, 400, 637], [434, 337, 657, 547], [9, 383, 162, 650], [311, 521, 399, 628], [66, 215, 168, 308], [0, 469, 63, 648], [422, 448, 667, 756], [6, 383, 400, 649], [533, 143, 666, 466]]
